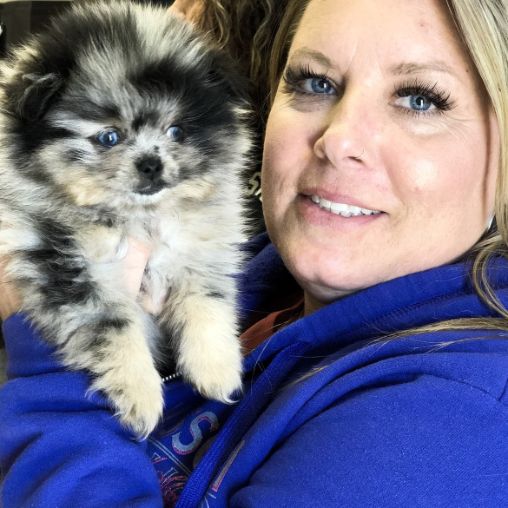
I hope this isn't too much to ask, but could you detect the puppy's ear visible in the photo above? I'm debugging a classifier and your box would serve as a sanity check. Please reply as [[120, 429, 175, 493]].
[[207, 51, 249, 105], [6, 72, 64, 122]]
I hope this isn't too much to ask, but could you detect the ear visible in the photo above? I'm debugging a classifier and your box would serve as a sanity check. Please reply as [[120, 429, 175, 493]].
[[8, 72, 64, 122], [207, 50, 250, 105]]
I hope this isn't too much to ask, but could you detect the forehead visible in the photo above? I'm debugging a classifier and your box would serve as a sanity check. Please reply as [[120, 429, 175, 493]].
[[67, 51, 201, 124], [290, 0, 471, 74], [43, 6, 223, 124]]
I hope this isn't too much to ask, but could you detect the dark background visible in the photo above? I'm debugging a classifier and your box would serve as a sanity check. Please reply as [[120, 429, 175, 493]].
[[0, 0, 174, 57]]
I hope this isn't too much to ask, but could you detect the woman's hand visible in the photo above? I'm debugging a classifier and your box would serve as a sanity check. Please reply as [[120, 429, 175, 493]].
[[0, 260, 21, 321], [0, 238, 151, 321]]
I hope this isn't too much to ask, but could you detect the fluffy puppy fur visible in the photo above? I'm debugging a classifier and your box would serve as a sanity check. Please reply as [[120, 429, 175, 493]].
[[0, 1, 252, 436]]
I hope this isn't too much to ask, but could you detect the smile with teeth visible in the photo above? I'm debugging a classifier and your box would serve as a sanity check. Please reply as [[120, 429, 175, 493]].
[[310, 195, 381, 217]]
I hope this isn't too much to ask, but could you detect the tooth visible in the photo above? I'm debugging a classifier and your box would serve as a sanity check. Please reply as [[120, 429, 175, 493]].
[[330, 202, 347, 214], [320, 198, 332, 211], [310, 194, 380, 216]]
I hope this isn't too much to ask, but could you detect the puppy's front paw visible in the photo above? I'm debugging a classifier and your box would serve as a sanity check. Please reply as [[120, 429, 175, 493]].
[[91, 355, 164, 438], [178, 323, 243, 403]]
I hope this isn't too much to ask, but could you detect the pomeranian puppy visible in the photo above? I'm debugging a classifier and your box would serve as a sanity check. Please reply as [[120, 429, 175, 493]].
[[0, 1, 252, 436]]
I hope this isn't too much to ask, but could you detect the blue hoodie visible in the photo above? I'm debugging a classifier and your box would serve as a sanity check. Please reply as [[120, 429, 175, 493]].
[[1, 233, 508, 507]]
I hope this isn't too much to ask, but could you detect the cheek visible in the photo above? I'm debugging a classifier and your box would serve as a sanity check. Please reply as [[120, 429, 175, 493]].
[[386, 129, 494, 271], [261, 112, 301, 216], [390, 129, 490, 219]]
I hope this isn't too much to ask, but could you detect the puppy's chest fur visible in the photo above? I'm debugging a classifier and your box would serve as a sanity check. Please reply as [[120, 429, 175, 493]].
[[80, 205, 197, 316]]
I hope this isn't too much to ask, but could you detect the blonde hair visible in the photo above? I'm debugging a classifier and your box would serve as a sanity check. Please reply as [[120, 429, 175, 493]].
[[268, 0, 508, 335], [446, 0, 508, 320]]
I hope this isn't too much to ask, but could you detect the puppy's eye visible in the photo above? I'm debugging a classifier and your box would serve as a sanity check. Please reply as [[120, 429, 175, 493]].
[[166, 125, 185, 142], [96, 129, 121, 148]]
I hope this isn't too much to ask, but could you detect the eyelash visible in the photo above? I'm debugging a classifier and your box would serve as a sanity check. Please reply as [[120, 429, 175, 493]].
[[282, 65, 455, 116], [282, 64, 337, 97], [395, 79, 454, 116]]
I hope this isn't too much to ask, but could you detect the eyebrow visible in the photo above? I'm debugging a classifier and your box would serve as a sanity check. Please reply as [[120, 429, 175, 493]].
[[389, 61, 457, 77], [288, 48, 458, 79], [289, 47, 332, 67]]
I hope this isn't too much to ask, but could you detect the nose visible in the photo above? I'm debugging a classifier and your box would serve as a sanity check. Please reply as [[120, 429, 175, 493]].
[[136, 155, 163, 181], [313, 90, 378, 167]]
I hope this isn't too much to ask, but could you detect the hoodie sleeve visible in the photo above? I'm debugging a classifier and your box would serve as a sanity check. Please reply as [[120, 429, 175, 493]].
[[0, 313, 163, 508], [229, 374, 508, 507]]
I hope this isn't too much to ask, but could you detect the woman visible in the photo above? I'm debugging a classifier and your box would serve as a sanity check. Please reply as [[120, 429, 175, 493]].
[[1, 0, 508, 506]]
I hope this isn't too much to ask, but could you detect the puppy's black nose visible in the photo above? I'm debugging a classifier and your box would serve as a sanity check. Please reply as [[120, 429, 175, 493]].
[[136, 156, 163, 181]]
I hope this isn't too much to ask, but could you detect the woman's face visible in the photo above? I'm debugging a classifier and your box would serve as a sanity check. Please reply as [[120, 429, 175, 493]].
[[262, 0, 499, 313]]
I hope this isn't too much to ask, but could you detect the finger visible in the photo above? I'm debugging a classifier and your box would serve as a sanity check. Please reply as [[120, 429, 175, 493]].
[[122, 239, 151, 298], [0, 260, 22, 320]]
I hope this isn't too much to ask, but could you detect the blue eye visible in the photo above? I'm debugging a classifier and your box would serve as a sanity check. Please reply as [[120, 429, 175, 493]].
[[96, 129, 121, 147], [166, 125, 185, 142], [409, 95, 432, 111], [304, 77, 335, 95]]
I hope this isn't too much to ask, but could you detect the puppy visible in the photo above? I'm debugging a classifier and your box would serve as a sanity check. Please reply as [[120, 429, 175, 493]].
[[0, 1, 251, 436]]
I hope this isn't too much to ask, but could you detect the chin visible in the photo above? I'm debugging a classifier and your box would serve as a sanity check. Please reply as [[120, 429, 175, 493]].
[[129, 188, 169, 206]]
